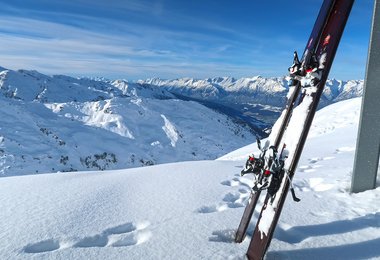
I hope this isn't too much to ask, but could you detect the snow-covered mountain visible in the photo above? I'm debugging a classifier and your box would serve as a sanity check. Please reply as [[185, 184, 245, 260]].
[[139, 76, 363, 107], [0, 67, 363, 176], [1, 97, 379, 260], [0, 68, 255, 176], [138, 76, 363, 129]]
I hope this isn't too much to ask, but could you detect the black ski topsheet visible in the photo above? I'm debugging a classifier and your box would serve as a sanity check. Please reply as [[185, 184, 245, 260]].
[[299, 0, 337, 68], [246, 0, 355, 259], [234, 0, 336, 244], [271, 0, 337, 148], [234, 190, 261, 243]]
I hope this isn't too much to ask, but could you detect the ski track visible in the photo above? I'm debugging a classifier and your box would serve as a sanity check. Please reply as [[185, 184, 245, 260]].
[[23, 221, 152, 254], [335, 146, 356, 154]]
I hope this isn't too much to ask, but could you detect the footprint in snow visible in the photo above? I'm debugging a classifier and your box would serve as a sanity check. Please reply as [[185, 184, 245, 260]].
[[23, 221, 152, 254], [222, 192, 246, 207], [23, 239, 61, 253], [309, 157, 323, 164], [221, 175, 253, 190], [298, 156, 335, 173], [209, 229, 236, 243], [197, 204, 229, 214], [294, 177, 334, 193], [298, 165, 317, 173], [197, 189, 248, 214], [197, 189, 249, 214], [220, 179, 240, 187], [335, 146, 355, 154]]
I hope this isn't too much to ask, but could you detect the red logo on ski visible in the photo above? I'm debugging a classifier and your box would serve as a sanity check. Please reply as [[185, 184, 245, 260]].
[[323, 34, 331, 46]]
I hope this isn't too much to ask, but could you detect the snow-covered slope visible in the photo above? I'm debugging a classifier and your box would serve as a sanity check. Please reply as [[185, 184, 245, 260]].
[[0, 68, 255, 176], [0, 97, 379, 260]]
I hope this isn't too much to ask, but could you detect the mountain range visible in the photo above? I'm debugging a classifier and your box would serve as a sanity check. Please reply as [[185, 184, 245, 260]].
[[0, 67, 363, 176], [140, 76, 363, 106]]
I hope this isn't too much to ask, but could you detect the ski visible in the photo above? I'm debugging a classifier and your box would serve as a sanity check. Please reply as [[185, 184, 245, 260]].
[[246, 1, 355, 259], [234, 0, 337, 244]]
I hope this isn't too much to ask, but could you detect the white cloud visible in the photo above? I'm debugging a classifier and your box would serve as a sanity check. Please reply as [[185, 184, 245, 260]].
[[0, 14, 259, 79]]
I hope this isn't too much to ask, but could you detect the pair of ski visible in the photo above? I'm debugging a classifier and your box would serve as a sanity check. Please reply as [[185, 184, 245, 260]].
[[234, 0, 355, 259]]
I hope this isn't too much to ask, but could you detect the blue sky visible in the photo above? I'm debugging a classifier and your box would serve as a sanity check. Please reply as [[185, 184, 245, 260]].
[[0, 0, 374, 80]]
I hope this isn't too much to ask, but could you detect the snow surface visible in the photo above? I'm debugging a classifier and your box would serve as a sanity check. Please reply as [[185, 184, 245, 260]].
[[0, 97, 379, 260]]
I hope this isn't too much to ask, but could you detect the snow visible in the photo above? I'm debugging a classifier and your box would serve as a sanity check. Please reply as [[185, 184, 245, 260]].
[[140, 77, 363, 108], [0, 68, 257, 175], [0, 96, 379, 259], [160, 114, 179, 147], [0, 67, 366, 176]]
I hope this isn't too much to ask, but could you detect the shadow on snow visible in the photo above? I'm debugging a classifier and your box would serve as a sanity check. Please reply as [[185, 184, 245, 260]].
[[269, 212, 380, 259]]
